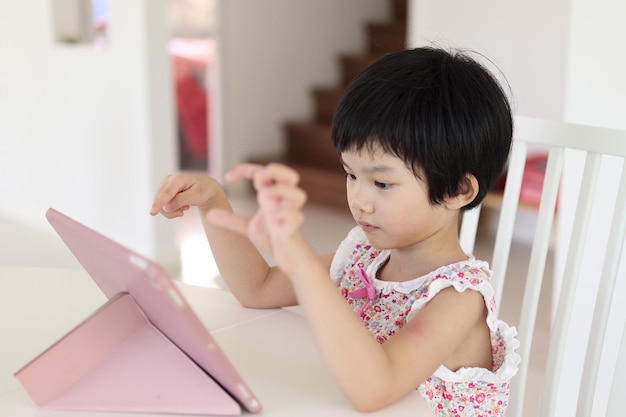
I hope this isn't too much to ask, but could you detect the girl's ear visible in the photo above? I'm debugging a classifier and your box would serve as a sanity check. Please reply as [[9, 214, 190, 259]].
[[445, 174, 479, 209]]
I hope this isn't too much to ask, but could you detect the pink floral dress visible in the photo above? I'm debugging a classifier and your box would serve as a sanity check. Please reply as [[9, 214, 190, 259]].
[[330, 227, 520, 417]]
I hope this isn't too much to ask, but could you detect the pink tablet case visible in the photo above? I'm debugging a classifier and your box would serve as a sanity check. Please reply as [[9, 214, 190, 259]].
[[14, 208, 262, 415]]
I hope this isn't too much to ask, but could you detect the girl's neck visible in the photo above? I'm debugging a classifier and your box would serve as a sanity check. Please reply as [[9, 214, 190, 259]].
[[377, 231, 468, 283]]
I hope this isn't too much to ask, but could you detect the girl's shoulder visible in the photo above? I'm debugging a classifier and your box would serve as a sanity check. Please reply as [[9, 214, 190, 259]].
[[330, 227, 383, 283], [407, 259, 495, 317]]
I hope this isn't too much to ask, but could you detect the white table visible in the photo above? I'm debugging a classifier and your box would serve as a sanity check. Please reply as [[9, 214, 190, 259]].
[[0, 267, 432, 416]]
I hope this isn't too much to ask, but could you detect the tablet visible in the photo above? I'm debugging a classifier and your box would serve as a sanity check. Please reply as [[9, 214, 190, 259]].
[[15, 208, 262, 415]]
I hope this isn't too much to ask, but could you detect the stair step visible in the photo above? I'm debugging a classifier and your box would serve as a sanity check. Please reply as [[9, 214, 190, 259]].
[[391, 0, 408, 22], [291, 163, 349, 212], [367, 22, 406, 53], [313, 86, 345, 124], [285, 122, 343, 173], [246, 0, 407, 213], [339, 53, 385, 86], [247, 157, 349, 213]]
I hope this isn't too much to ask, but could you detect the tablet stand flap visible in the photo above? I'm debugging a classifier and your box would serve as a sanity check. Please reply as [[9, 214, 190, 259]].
[[15, 293, 241, 416]]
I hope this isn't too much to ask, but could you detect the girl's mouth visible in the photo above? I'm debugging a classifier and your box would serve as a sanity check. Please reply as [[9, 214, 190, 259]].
[[358, 221, 379, 233]]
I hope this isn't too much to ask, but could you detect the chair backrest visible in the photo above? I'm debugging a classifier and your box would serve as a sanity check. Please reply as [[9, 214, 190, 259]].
[[460, 116, 626, 417], [608, 318, 626, 415]]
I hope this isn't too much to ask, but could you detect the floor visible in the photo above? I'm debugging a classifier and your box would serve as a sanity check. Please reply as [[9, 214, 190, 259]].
[[0, 193, 551, 416]]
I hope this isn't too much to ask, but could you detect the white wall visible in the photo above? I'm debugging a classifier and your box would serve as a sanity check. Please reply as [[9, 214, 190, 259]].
[[408, 0, 571, 120], [408, 0, 571, 247], [215, 0, 389, 182], [408, 1, 626, 415], [0, 0, 178, 266], [557, 0, 626, 415], [0, 0, 392, 266]]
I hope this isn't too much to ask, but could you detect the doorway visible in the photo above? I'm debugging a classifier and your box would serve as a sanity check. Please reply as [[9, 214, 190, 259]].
[[168, 0, 216, 172]]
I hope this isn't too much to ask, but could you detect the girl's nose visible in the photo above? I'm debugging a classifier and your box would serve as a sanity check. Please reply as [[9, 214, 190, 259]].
[[349, 188, 374, 214]]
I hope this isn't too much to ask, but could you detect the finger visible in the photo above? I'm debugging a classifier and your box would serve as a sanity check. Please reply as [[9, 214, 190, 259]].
[[223, 163, 265, 183], [150, 175, 189, 215], [150, 175, 174, 215], [159, 205, 190, 219], [251, 164, 300, 193], [151, 175, 200, 216], [261, 204, 305, 236], [274, 210, 305, 231], [225, 163, 299, 190], [262, 163, 300, 186], [257, 183, 307, 210]]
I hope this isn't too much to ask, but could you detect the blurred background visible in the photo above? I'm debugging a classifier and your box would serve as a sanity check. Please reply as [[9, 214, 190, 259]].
[[0, 2, 625, 414], [2, 0, 624, 267]]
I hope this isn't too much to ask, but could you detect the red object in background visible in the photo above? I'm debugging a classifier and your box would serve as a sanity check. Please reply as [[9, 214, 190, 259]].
[[176, 75, 208, 159], [519, 154, 549, 207], [495, 153, 553, 208], [169, 39, 214, 163]]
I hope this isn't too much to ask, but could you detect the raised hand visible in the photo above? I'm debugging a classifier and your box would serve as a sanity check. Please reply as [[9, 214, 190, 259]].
[[150, 173, 222, 218], [206, 163, 309, 274]]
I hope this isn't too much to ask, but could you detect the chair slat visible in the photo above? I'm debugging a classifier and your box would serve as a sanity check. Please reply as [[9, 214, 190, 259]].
[[576, 161, 626, 417], [459, 204, 481, 254], [508, 145, 564, 417], [458, 117, 626, 416], [607, 319, 626, 416], [490, 140, 528, 310], [516, 116, 626, 157], [540, 152, 603, 416]]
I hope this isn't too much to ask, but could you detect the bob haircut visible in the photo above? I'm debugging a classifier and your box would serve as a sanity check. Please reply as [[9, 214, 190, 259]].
[[332, 46, 513, 210]]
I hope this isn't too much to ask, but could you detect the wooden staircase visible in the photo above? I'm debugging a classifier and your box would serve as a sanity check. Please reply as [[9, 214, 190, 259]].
[[255, 0, 407, 213]]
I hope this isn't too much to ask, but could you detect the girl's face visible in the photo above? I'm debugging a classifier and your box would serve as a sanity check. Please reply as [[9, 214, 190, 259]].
[[341, 144, 460, 252]]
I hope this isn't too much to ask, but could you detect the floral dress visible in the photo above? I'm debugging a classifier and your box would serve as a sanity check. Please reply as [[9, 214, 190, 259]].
[[330, 227, 520, 417]]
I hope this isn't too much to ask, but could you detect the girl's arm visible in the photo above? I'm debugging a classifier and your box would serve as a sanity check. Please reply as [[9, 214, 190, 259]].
[[289, 247, 487, 411], [216, 163, 488, 411], [150, 172, 333, 308]]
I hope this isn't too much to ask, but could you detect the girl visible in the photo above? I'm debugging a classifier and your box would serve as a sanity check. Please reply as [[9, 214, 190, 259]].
[[151, 47, 520, 417]]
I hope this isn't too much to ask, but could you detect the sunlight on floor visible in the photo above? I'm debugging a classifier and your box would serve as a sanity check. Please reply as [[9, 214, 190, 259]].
[[176, 192, 356, 288], [179, 232, 222, 288]]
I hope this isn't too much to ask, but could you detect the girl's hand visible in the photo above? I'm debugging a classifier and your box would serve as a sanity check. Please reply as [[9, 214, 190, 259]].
[[150, 173, 222, 218], [206, 163, 308, 274]]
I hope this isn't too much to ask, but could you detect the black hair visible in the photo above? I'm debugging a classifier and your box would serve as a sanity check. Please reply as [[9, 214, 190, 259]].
[[332, 46, 513, 210]]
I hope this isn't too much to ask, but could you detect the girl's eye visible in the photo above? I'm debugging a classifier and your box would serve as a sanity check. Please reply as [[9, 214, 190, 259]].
[[346, 173, 357, 181], [375, 181, 392, 190]]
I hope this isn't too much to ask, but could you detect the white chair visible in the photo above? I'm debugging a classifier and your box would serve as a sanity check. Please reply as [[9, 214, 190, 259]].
[[460, 116, 626, 417]]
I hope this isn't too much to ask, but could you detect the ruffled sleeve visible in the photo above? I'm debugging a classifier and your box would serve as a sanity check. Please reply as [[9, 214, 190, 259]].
[[329, 226, 365, 284], [407, 261, 520, 383], [406, 261, 494, 323]]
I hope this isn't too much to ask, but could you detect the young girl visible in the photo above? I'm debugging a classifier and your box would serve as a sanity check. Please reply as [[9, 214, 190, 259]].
[[151, 47, 520, 417]]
